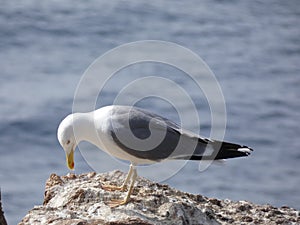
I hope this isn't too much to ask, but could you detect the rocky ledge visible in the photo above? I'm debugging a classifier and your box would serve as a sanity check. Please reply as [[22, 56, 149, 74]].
[[19, 171, 299, 225]]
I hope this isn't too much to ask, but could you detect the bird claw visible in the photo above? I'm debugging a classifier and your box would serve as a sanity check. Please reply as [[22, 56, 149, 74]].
[[107, 198, 129, 208], [102, 184, 126, 191]]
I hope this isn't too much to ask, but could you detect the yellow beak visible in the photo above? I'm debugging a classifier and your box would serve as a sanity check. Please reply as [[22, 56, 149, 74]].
[[66, 149, 74, 170]]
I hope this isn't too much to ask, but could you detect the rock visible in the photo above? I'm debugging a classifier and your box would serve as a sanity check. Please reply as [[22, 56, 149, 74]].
[[19, 171, 300, 225], [0, 190, 8, 225]]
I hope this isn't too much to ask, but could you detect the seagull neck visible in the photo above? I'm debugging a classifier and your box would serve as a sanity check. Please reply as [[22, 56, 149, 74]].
[[73, 113, 99, 145]]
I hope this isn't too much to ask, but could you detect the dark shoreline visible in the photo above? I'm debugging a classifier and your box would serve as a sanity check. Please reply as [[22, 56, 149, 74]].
[[0, 190, 8, 225]]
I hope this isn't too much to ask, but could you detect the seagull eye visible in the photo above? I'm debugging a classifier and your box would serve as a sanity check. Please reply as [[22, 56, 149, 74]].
[[66, 140, 71, 145]]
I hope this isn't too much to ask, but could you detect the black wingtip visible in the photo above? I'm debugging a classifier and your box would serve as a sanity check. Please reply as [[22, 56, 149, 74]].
[[237, 146, 253, 156]]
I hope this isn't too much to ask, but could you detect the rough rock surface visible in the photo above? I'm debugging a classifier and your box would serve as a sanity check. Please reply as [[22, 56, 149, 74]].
[[19, 171, 299, 225]]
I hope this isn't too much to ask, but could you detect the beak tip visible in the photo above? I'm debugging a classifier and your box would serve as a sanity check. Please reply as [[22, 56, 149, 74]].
[[67, 162, 75, 170]]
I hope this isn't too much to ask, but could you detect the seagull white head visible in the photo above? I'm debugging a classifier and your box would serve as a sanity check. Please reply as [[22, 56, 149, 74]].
[[57, 114, 77, 170]]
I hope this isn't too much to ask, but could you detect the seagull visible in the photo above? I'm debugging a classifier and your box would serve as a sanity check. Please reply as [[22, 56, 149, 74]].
[[57, 105, 252, 207]]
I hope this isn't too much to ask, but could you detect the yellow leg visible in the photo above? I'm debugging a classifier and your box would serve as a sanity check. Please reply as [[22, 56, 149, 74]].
[[108, 164, 137, 208], [102, 164, 134, 191]]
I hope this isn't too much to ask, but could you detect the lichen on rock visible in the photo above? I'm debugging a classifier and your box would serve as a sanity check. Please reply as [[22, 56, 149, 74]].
[[19, 171, 299, 225]]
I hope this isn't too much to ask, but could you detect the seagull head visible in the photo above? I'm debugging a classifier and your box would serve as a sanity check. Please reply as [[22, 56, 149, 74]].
[[57, 114, 77, 170]]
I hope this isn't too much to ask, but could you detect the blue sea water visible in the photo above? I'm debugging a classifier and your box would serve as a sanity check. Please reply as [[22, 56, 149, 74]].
[[0, 0, 300, 224]]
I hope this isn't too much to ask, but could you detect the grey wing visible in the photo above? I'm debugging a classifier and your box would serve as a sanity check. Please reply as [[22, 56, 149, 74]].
[[109, 106, 209, 161]]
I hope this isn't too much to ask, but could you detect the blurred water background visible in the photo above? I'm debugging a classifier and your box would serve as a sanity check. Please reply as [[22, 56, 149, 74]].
[[0, 0, 299, 224]]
